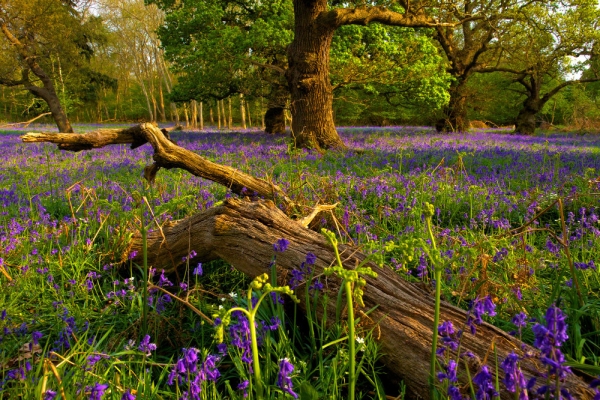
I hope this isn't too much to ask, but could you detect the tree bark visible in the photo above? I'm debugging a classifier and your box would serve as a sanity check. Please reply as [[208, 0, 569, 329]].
[[436, 80, 469, 133], [286, 0, 345, 150], [199, 101, 204, 131], [514, 101, 539, 135], [240, 93, 246, 129], [21, 123, 595, 399], [26, 84, 74, 133], [264, 107, 286, 134]]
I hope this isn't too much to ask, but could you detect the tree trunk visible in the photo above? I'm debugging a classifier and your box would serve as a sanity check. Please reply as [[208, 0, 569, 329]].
[[246, 100, 252, 128], [227, 97, 233, 129], [286, 0, 345, 150], [27, 85, 73, 133], [210, 106, 214, 125], [199, 102, 204, 131], [217, 100, 222, 129], [514, 96, 542, 135], [436, 80, 469, 132], [183, 103, 189, 128], [191, 100, 198, 129], [240, 93, 246, 129], [21, 124, 595, 399], [264, 107, 286, 134]]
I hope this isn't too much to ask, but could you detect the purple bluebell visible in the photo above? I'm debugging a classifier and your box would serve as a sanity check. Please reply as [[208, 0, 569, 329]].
[[277, 358, 298, 398], [137, 335, 157, 356], [437, 359, 458, 383], [87, 383, 109, 400], [472, 365, 498, 399], [43, 390, 57, 400], [193, 263, 203, 276], [121, 390, 136, 400], [273, 238, 290, 253]]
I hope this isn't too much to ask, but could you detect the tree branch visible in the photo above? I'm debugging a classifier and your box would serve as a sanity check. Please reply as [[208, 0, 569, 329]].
[[319, 6, 456, 29]]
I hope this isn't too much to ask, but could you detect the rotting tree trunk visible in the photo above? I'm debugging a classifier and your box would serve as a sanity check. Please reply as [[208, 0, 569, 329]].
[[21, 124, 595, 399], [124, 198, 593, 400], [286, 0, 345, 150]]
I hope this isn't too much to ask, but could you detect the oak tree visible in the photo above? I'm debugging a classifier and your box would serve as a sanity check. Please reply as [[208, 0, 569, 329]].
[[0, 0, 102, 132]]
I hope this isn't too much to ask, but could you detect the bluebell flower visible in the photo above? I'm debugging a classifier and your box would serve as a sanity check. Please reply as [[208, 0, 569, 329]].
[[277, 358, 298, 398], [193, 263, 203, 276], [237, 380, 249, 398], [472, 365, 498, 399], [437, 359, 458, 383], [43, 389, 57, 400], [87, 383, 109, 400], [466, 296, 496, 334], [501, 352, 527, 398], [121, 389, 136, 400], [138, 335, 157, 356], [32, 331, 43, 345], [273, 238, 290, 253]]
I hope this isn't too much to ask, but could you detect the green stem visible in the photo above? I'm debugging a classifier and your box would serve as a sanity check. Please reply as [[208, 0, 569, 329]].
[[345, 280, 356, 400], [426, 214, 441, 397], [141, 201, 148, 337], [249, 306, 263, 398]]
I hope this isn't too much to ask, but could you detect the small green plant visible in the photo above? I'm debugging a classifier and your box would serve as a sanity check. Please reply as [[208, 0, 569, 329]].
[[213, 272, 299, 398], [322, 228, 378, 400]]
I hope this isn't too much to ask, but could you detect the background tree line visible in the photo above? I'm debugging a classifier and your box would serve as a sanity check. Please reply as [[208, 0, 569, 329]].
[[0, 0, 598, 142]]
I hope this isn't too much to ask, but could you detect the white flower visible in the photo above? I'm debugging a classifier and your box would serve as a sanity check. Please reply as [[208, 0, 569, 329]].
[[220, 297, 226, 302], [355, 337, 365, 344], [229, 292, 237, 299], [218, 305, 224, 310]]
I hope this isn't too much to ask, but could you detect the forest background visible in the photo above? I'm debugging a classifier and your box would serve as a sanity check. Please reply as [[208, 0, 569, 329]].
[[0, 0, 599, 138]]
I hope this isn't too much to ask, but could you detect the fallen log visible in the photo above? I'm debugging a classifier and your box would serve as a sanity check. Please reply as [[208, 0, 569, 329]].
[[22, 123, 294, 209], [126, 198, 594, 399], [22, 124, 595, 399]]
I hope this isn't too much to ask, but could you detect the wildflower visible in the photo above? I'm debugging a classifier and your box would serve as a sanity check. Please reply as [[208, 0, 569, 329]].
[[229, 292, 237, 299], [501, 352, 528, 398], [545, 239, 560, 255], [157, 270, 173, 287], [273, 238, 290, 253], [32, 331, 43, 345], [237, 380, 249, 398], [277, 358, 298, 398], [466, 296, 496, 335], [121, 390, 136, 400], [43, 390, 57, 400], [138, 335, 157, 356], [128, 250, 138, 260], [511, 312, 528, 337], [309, 279, 324, 292], [305, 252, 317, 265], [179, 282, 188, 291], [437, 320, 460, 354], [472, 365, 498, 399], [437, 359, 458, 383], [532, 305, 571, 382], [193, 263, 203, 276], [87, 383, 109, 400], [1, 309, 6, 320]]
